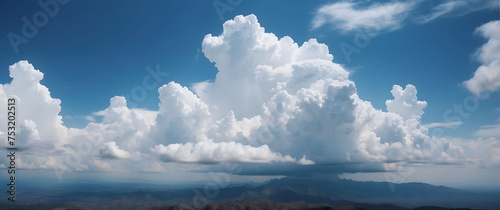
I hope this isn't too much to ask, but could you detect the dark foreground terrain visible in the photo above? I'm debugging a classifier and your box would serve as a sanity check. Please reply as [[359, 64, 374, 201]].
[[0, 200, 479, 210], [151, 200, 476, 210], [0, 177, 498, 209]]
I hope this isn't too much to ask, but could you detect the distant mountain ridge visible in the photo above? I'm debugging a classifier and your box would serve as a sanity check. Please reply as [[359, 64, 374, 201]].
[[150, 200, 364, 210], [1, 176, 498, 209], [187, 176, 498, 209]]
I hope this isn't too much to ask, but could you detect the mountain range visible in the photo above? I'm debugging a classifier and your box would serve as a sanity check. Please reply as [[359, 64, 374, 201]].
[[1, 176, 498, 209]]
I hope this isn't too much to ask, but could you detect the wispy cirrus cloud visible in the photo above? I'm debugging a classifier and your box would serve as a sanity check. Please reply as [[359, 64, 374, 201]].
[[312, 1, 415, 32], [414, 0, 498, 24], [424, 121, 463, 129], [312, 0, 496, 34], [474, 124, 500, 137]]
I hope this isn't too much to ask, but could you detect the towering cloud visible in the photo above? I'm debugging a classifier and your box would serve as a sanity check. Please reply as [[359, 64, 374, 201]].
[[0, 61, 68, 148], [188, 14, 465, 169], [0, 15, 470, 175]]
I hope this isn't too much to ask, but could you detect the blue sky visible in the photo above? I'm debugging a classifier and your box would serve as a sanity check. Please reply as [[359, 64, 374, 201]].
[[1, 0, 498, 137], [0, 0, 499, 189]]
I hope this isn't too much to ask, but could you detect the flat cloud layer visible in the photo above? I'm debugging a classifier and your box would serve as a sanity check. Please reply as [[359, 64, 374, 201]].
[[152, 142, 295, 164], [0, 14, 480, 176]]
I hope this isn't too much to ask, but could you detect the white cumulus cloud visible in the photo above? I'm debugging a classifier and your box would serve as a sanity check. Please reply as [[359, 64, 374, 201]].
[[99, 141, 131, 159], [194, 14, 465, 169], [386, 84, 428, 120], [0, 61, 68, 147], [464, 20, 500, 96], [0, 14, 477, 175]]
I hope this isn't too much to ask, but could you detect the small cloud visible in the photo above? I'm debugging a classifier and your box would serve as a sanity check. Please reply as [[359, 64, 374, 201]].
[[75, 164, 90, 172], [386, 84, 427, 120], [143, 162, 167, 173], [99, 141, 131, 159], [196, 48, 201, 61], [474, 124, 500, 137], [298, 155, 315, 165], [92, 110, 106, 116], [312, 1, 415, 32], [91, 160, 113, 171], [85, 116, 96, 122], [424, 121, 463, 129], [18, 158, 37, 169]]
